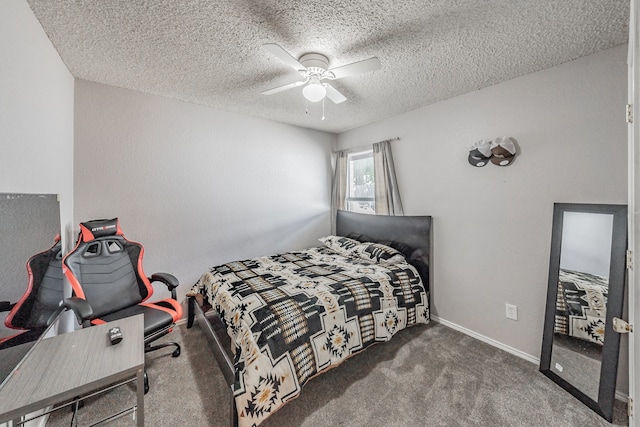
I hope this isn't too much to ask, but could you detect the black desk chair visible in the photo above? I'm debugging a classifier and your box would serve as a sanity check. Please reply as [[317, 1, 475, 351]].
[[62, 218, 183, 393], [1, 237, 92, 349]]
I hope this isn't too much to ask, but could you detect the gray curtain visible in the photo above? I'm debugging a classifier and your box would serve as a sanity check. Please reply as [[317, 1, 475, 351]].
[[331, 149, 349, 233], [373, 140, 404, 215]]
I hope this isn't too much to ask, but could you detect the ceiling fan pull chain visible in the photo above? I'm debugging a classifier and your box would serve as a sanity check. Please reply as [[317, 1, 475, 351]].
[[322, 98, 325, 121], [305, 98, 308, 115]]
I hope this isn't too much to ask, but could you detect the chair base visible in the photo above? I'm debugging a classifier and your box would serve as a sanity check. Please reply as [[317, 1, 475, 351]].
[[142, 340, 180, 394], [145, 341, 181, 358]]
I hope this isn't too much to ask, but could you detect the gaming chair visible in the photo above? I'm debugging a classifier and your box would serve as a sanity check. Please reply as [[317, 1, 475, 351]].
[[1, 237, 91, 350], [62, 218, 183, 391]]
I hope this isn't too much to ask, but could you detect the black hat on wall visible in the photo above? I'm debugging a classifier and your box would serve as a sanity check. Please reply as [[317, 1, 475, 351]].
[[468, 139, 493, 167]]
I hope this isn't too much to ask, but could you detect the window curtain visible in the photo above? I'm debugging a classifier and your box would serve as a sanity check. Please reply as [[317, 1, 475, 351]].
[[330, 149, 349, 233], [373, 140, 404, 215]]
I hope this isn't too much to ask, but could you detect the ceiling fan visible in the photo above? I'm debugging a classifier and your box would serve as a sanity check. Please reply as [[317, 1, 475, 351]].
[[261, 43, 381, 104]]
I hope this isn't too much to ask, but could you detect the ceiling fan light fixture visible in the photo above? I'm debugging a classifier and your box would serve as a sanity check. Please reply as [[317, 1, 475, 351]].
[[302, 76, 326, 102], [262, 44, 379, 105]]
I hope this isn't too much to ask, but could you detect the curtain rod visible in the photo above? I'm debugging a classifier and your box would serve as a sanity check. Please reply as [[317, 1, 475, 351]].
[[333, 137, 400, 153]]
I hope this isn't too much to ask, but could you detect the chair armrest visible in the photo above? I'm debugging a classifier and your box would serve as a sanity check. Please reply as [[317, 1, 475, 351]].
[[47, 297, 94, 328], [149, 272, 180, 299]]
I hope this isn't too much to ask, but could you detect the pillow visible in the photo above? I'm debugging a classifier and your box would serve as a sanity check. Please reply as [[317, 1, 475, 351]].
[[319, 235, 361, 256], [353, 242, 406, 264], [378, 240, 412, 257], [348, 234, 412, 264], [320, 236, 407, 264]]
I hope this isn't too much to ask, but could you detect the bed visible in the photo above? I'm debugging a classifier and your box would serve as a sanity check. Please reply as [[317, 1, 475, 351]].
[[186, 210, 432, 427], [554, 268, 608, 345]]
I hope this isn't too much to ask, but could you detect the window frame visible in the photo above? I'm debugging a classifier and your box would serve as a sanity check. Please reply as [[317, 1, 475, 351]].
[[346, 149, 375, 213]]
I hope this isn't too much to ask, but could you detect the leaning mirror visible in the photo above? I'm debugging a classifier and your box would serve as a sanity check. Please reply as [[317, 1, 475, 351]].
[[540, 203, 627, 422]]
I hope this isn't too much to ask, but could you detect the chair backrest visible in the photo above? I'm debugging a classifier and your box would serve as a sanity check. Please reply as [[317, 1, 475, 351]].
[[62, 218, 154, 319], [5, 236, 64, 331]]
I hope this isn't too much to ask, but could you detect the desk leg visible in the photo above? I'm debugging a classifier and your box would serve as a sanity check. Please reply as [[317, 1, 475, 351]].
[[136, 367, 145, 426]]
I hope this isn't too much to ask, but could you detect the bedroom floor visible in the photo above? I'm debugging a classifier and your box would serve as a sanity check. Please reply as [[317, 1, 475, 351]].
[[45, 321, 628, 427]]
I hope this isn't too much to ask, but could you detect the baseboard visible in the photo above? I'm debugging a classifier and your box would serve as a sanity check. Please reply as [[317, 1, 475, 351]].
[[432, 315, 540, 365], [615, 390, 628, 402], [430, 317, 630, 403]]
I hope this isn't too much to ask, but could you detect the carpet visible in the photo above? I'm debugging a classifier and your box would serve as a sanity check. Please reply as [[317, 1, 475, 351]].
[[45, 321, 628, 426]]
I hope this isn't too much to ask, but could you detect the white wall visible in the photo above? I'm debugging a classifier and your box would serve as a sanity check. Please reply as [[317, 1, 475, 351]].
[[337, 45, 628, 361], [0, 0, 74, 246], [74, 80, 334, 303]]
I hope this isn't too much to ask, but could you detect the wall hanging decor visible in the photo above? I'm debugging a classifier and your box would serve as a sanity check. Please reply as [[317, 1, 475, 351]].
[[468, 136, 518, 167], [467, 139, 493, 167], [490, 137, 517, 166]]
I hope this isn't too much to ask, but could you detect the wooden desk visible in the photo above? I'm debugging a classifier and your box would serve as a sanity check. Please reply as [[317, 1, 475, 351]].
[[0, 314, 145, 426]]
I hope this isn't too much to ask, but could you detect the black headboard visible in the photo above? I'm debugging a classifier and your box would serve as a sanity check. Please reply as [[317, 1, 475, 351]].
[[335, 210, 432, 289]]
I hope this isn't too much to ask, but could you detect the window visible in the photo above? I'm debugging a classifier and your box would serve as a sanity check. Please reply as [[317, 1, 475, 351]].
[[346, 150, 375, 214], [332, 140, 402, 219]]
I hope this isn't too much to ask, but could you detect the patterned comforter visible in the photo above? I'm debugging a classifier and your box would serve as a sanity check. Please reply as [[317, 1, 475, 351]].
[[190, 236, 429, 427], [555, 268, 608, 345]]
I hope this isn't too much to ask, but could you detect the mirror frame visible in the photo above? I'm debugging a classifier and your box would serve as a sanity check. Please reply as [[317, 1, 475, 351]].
[[540, 202, 627, 422]]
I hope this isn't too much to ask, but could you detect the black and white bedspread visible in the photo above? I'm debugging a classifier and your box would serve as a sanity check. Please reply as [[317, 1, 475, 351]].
[[190, 236, 429, 427], [555, 268, 608, 345]]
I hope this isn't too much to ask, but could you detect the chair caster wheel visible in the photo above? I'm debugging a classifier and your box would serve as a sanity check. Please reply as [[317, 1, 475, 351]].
[[143, 371, 149, 394], [172, 347, 181, 357]]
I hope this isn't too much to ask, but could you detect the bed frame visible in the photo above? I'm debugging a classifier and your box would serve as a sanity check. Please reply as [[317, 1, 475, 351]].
[[186, 210, 432, 427]]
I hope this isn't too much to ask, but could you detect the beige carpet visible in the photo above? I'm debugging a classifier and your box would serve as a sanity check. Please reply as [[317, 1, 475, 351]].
[[46, 321, 628, 427]]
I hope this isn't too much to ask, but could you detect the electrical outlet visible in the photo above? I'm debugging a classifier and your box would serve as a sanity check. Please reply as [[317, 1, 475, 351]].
[[505, 303, 518, 320]]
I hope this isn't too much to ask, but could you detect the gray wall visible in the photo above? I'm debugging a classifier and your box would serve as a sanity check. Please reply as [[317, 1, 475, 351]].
[[73, 80, 335, 303], [337, 45, 628, 361], [0, 0, 74, 247]]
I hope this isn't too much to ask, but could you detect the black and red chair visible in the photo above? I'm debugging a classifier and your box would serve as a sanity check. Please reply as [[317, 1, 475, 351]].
[[62, 218, 183, 391], [1, 236, 91, 350]]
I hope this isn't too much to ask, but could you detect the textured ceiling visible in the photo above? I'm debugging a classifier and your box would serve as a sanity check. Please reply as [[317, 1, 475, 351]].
[[27, 0, 629, 134]]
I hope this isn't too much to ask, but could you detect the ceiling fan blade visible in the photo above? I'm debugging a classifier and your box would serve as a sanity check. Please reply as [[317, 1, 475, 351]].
[[262, 43, 307, 72], [324, 84, 347, 104], [261, 80, 306, 95], [329, 57, 381, 79]]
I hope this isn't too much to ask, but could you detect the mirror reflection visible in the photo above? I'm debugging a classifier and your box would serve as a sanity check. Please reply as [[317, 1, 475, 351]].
[[550, 211, 613, 401], [0, 193, 62, 386], [540, 203, 627, 423]]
